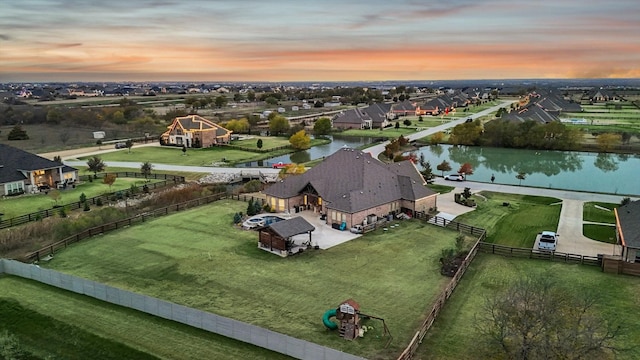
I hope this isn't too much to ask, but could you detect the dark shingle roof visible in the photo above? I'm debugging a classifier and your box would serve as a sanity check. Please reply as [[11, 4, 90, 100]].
[[268, 216, 315, 239], [264, 148, 435, 213], [617, 200, 640, 249], [332, 103, 390, 127], [0, 144, 71, 184], [391, 100, 416, 112], [501, 103, 559, 124]]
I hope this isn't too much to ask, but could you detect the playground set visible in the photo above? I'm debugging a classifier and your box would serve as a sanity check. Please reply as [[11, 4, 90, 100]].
[[322, 299, 392, 346]]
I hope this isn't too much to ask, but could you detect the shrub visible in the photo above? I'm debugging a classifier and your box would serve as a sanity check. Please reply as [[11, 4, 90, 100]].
[[58, 207, 67, 218], [233, 212, 242, 224], [79, 192, 87, 204], [242, 180, 262, 193], [83, 202, 90, 212], [96, 198, 103, 207]]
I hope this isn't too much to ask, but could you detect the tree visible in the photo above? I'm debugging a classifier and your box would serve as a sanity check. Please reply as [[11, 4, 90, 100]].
[[430, 131, 445, 145], [256, 139, 263, 149], [264, 96, 279, 105], [79, 192, 87, 204], [46, 108, 63, 124], [437, 160, 452, 176], [289, 130, 311, 150], [418, 153, 434, 180], [449, 122, 482, 146], [269, 115, 290, 136], [458, 163, 474, 179], [48, 189, 61, 206], [86, 156, 105, 178], [7, 125, 29, 140], [103, 173, 116, 190], [59, 132, 70, 145], [182, 145, 187, 155], [313, 117, 332, 136], [395, 121, 400, 129], [53, 155, 62, 163], [477, 276, 622, 360], [279, 163, 307, 179], [516, 171, 526, 185], [596, 133, 622, 152], [403, 119, 412, 127], [214, 95, 228, 108], [140, 161, 153, 179], [247, 91, 256, 102], [125, 139, 133, 153], [621, 197, 631, 206]]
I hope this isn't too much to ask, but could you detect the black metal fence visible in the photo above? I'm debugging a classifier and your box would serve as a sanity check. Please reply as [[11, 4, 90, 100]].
[[0, 172, 185, 230], [24, 191, 224, 263]]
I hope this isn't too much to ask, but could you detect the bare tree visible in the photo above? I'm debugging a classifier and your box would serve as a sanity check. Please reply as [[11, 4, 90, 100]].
[[476, 276, 623, 360]]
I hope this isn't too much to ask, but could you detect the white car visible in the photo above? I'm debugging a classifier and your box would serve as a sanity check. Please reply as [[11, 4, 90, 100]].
[[444, 174, 464, 181], [538, 231, 559, 251]]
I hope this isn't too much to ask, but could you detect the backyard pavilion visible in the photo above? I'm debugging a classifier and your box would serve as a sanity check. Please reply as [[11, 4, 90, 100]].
[[258, 216, 316, 257]]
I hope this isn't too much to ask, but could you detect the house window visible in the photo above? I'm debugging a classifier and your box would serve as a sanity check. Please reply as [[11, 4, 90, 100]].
[[5, 181, 24, 195], [331, 211, 337, 221], [176, 137, 183, 145], [177, 129, 183, 135], [278, 199, 284, 211]]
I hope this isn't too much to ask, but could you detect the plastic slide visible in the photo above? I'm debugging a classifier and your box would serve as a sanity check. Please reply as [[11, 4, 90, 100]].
[[322, 308, 338, 330]]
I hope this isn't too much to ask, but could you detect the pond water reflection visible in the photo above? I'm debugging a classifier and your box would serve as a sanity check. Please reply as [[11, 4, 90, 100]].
[[414, 145, 639, 196], [236, 135, 373, 167]]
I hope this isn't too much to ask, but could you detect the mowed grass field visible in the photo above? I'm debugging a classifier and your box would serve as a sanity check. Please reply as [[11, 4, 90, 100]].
[[75, 138, 329, 166], [583, 202, 618, 243], [0, 276, 291, 360], [0, 177, 153, 218], [417, 253, 640, 360], [43, 199, 460, 358], [451, 192, 562, 247]]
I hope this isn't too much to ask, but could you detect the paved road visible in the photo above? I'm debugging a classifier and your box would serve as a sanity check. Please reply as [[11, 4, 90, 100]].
[[364, 101, 515, 158], [432, 178, 633, 257]]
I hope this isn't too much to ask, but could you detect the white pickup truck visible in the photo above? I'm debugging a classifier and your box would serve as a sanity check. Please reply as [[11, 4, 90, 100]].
[[537, 231, 559, 251]]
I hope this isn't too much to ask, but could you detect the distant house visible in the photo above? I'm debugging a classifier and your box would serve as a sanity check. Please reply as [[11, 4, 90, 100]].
[[588, 89, 619, 103], [161, 114, 232, 148], [0, 144, 78, 195], [615, 200, 640, 263], [415, 97, 452, 116], [390, 100, 417, 117], [532, 92, 582, 114], [263, 148, 437, 230], [332, 103, 391, 129], [500, 103, 559, 124]]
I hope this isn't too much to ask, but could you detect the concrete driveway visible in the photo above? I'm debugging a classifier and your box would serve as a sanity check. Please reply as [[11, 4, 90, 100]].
[[430, 178, 630, 257]]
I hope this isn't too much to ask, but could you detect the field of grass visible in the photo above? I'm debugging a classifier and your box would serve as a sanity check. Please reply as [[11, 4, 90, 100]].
[[231, 136, 294, 149], [0, 276, 290, 360], [417, 253, 640, 360], [0, 178, 151, 218], [340, 127, 419, 138], [427, 184, 455, 194], [584, 201, 617, 223], [451, 192, 562, 247], [75, 138, 328, 166], [43, 199, 461, 358], [583, 224, 617, 243]]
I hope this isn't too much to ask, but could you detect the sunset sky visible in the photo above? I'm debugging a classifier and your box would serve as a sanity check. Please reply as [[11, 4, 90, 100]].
[[1, 0, 639, 82]]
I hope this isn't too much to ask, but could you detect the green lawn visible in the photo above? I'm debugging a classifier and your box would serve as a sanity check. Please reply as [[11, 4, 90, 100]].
[[451, 192, 561, 247], [340, 127, 418, 138], [230, 136, 294, 149], [76, 139, 329, 167], [0, 178, 150, 219], [583, 224, 617, 243], [0, 276, 290, 360], [43, 199, 461, 358], [427, 184, 455, 194], [417, 254, 640, 360], [584, 202, 618, 223]]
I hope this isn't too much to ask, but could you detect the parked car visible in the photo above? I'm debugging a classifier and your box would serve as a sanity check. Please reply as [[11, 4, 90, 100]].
[[444, 174, 464, 181], [350, 224, 364, 234], [115, 142, 127, 149], [272, 162, 292, 169], [465, 118, 473, 123], [538, 231, 559, 251]]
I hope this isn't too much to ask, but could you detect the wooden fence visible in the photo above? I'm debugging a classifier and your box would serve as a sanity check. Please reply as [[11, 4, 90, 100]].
[[397, 228, 486, 360], [477, 242, 602, 266], [0, 173, 184, 230], [22, 191, 223, 264], [602, 255, 640, 276]]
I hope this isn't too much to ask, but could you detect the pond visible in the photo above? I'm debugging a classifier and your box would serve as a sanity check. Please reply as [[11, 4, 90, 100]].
[[414, 145, 640, 196], [236, 135, 373, 167]]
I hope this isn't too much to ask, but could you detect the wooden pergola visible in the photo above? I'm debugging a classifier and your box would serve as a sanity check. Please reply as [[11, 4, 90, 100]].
[[258, 217, 315, 256]]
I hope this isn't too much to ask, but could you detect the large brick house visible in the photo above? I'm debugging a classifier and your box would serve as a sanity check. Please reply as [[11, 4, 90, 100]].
[[263, 148, 437, 229], [615, 200, 640, 263], [161, 114, 232, 148], [0, 144, 78, 196], [332, 103, 392, 130]]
